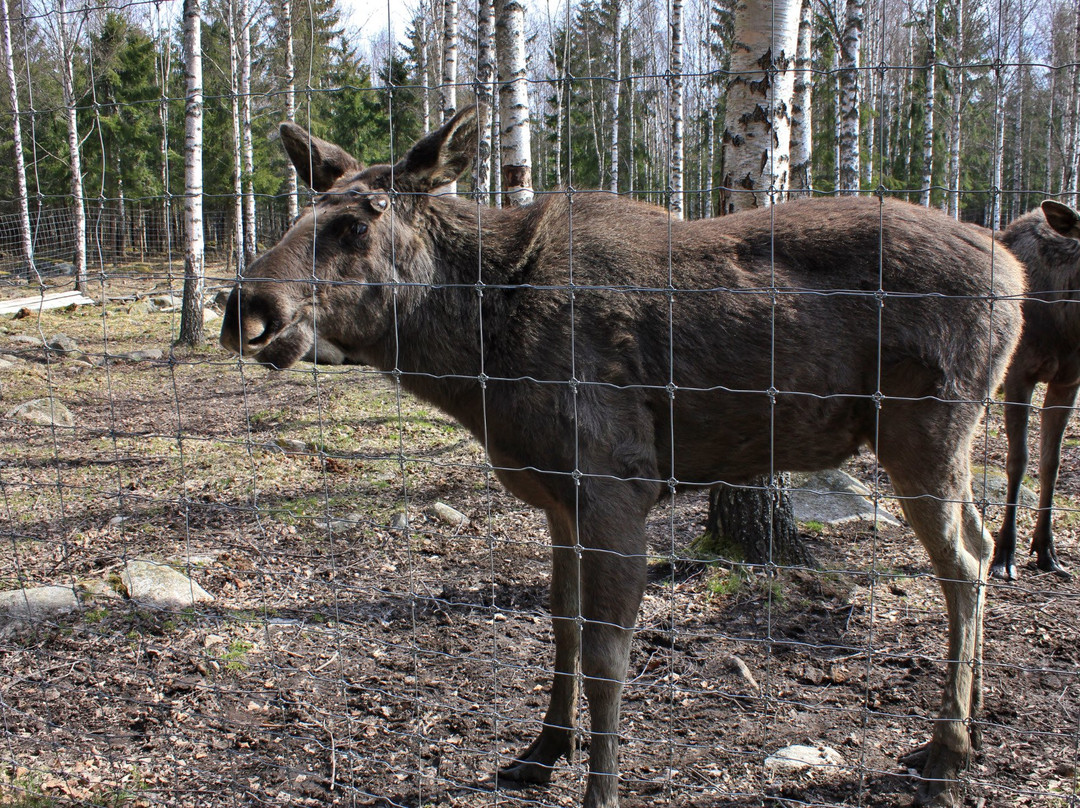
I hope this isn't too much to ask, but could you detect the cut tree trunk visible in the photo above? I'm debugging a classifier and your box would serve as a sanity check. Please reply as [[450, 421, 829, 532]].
[[699, 475, 815, 567]]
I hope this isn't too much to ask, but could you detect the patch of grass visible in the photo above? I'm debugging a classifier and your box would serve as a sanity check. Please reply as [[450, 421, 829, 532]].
[[218, 639, 254, 673], [800, 519, 825, 535], [84, 607, 108, 623], [707, 567, 747, 597], [0, 773, 55, 807]]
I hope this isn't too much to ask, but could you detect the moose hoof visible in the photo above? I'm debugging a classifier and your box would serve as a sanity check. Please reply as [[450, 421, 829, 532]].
[[497, 732, 573, 786], [988, 560, 1016, 581], [911, 742, 968, 808], [1035, 554, 1071, 580]]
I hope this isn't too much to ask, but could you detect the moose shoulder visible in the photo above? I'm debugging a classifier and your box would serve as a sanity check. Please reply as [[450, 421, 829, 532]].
[[220, 108, 1025, 808]]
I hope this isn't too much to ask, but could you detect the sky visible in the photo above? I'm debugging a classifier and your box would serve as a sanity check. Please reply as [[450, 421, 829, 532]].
[[338, 0, 415, 44]]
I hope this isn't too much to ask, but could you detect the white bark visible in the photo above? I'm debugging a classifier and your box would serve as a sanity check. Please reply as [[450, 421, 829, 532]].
[[474, 0, 495, 201], [57, 0, 87, 291], [0, 0, 33, 279], [495, 0, 533, 206], [180, 0, 205, 346], [228, 0, 245, 275], [440, 0, 459, 193], [919, 0, 937, 206], [946, 0, 964, 218], [609, 0, 624, 193], [788, 0, 813, 194], [670, 0, 685, 217], [1068, 4, 1080, 202], [239, 0, 255, 263], [283, 0, 298, 222], [721, 0, 801, 212], [838, 0, 864, 194]]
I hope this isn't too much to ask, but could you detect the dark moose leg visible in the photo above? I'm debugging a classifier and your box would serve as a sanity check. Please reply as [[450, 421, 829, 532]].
[[1029, 381, 1079, 579], [992, 374, 1035, 581]]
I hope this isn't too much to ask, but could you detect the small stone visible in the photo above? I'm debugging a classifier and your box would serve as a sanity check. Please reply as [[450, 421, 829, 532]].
[[275, 438, 311, 454], [0, 586, 80, 621], [389, 511, 409, 531], [725, 654, 759, 690], [46, 333, 78, 354], [7, 397, 75, 428], [765, 744, 844, 773], [430, 502, 468, 527], [120, 560, 213, 609], [125, 348, 164, 362]]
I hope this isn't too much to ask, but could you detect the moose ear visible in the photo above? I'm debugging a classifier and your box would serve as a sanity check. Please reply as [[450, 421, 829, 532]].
[[1041, 200, 1080, 240], [393, 107, 478, 193], [279, 122, 361, 192]]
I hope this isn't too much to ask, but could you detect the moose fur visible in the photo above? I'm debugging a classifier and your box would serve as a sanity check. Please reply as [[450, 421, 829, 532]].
[[220, 109, 1025, 807], [991, 199, 1080, 580]]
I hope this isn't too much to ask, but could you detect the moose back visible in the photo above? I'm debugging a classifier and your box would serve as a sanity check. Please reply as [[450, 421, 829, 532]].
[[220, 109, 1024, 808]]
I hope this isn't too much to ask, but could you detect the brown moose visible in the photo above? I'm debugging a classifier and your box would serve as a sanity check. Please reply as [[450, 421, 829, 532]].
[[220, 109, 1024, 808], [991, 199, 1080, 581]]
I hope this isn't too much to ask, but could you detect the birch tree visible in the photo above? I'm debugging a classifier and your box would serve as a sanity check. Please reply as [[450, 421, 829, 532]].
[[702, 0, 811, 568], [919, 0, 936, 205], [56, 0, 88, 291], [473, 0, 495, 200], [945, 0, 964, 218], [228, 0, 245, 274], [609, 0, 623, 193], [670, 0, 685, 218], [179, 0, 205, 346], [239, 0, 256, 264], [440, 0, 459, 193], [495, 0, 533, 206], [838, 0, 864, 194], [789, 0, 813, 194], [720, 0, 801, 211], [283, 0, 299, 222], [0, 0, 33, 279]]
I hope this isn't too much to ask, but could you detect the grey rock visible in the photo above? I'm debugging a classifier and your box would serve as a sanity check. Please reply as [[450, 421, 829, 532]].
[[0, 355, 16, 369], [7, 335, 40, 346], [314, 513, 362, 532], [0, 585, 80, 621], [789, 470, 901, 528], [124, 348, 164, 362], [120, 560, 213, 609], [389, 511, 409, 531], [724, 654, 759, 690], [275, 438, 311, 454], [7, 397, 75, 428], [430, 502, 468, 527], [765, 744, 844, 773], [46, 333, 79, 354], [972, 468, 1037, 509], [213, 289, 231, 309]]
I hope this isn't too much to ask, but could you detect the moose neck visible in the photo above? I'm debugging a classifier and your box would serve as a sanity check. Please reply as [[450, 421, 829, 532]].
[[374, 194, 543, 433]]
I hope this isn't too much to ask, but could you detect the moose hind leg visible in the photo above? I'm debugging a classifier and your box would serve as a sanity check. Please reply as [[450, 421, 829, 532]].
[[1030, 381, 1079, 579], [500, 508, 582, 784], [881, 424, 989, 807], [992, 374, 1035, 581]]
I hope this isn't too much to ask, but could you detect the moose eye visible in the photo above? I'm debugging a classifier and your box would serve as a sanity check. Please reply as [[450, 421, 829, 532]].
[[351, 221, 368, 239]]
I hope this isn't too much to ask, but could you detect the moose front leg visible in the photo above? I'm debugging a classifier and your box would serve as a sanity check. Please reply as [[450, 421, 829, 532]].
[[500, 508, 582, 783]]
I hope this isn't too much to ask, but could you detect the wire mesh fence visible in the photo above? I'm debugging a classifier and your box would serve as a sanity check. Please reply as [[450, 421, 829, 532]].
[[1, 0, 1079, 806]]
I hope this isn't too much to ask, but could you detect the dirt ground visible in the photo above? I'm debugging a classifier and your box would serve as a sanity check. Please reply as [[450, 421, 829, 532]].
[[0, 270, 1078, 807]]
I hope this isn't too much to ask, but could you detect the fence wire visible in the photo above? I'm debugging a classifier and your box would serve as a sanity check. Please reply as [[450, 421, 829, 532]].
[[1, 0, 1079, 806]]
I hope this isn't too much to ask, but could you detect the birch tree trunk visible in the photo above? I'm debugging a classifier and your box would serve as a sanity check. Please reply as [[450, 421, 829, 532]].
[[229, 0, 245, 275], [838, 0, 864, 194], [1010, 12, 1026, 220], [609, 0, 623, 194], [473, 0, 495, 201], [946, 0, 964, 218], [239, 0, 255, 264], [418, 0, 430, 133], [788, 0, 814, 194], [440, 0, 459, 194], [283, 0, 299, 223], [706, 0, 807, 567], [832, 44, 841, 192], [495, 0, 533, 206], [919, 0, 936, 206], [57, 0, 87, 291], [720, 0, 801, 212], [991, 65, 1006, 230], [1068, 4, 1080, 202], [1, 0, 34, 279], [1045, 68, 1056, 197], [670, 0, 685, 218], [179, 0, 206, 346]]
